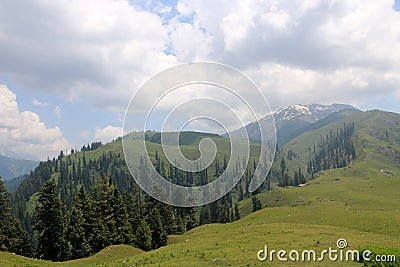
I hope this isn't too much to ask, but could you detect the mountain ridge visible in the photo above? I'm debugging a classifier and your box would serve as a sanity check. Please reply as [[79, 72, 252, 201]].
[[229, 103, 359, 146], [0, 155, 39, 181]]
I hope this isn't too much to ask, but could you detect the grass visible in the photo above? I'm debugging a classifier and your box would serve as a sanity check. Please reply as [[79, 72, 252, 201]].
[[0, 245, 143, 267]]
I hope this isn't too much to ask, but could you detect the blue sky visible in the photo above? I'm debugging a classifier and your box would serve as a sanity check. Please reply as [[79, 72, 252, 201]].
[[0, 0, 399, 160]]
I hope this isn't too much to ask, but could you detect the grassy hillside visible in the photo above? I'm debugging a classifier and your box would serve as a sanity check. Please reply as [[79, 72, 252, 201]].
[[281, 110, 400, 175], [0, 245, 143, 267]]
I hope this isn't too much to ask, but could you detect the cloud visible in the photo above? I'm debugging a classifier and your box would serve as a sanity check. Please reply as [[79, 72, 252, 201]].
[[95, 125, 123, 143], [174, 0, 400, 110], [32, 98, 48, 107], [168, 21, 213, 61], [0, 0, 178, 111], [0, 85, 71, 160], [1, 0, 400, 135], [54, 105, 61, 119]]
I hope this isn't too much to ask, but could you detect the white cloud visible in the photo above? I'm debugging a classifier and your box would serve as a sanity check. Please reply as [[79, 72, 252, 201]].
[[0, 0, 178, 111], [32, 98, 48, 107], [95, 125, 123, 143], [0, 85, 71, 160], [54, 105, 61, 119], [169, 21, 213, 61], [1, 0, 400, 135], [175, 0, 400, 109]]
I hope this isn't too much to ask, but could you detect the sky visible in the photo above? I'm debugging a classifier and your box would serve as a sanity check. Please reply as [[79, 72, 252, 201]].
[[0, 0, 399, 160]]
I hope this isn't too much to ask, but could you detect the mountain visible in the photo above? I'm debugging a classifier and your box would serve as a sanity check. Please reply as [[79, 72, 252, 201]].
[[280, 109, 400, 174], [274, 103, 357, 122], [229, 103, 359, 147], [4, 174, 27, 192], [0, 155, 39, 181]]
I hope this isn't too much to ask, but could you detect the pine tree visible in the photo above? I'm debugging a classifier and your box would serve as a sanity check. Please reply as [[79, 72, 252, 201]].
[[234, 203, 240, 221], [109, 187, 133, 245], [67, 186, 92, 259], [90, 176, 113, 251], [280, 157, 286, 175], [34, 180, 68, 261], [148, 207, 167, 249], [219, 203, 230, 223], [184, 207, 198, 231], [199, 205, 211, 225], [68, 206, 91, 259], [0, 177, 30, 256], [252, 196, 262, 212], [135, 219, 152, 251], [122, 192, 140, 234]]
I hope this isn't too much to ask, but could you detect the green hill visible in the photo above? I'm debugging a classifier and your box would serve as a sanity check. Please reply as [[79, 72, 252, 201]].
[[281, 109, 400, 176], [3, 110, 400, 266]]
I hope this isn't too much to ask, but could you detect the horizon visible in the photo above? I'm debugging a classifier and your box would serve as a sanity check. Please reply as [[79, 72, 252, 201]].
[[2, 101, 399, 161], [1, 1, 400, 160]]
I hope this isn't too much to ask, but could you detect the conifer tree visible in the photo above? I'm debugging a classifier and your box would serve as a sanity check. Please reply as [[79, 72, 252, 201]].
[[148, 207, 167, 249], [67, 186, 92, 259], [135, 219, 152, 251], [110, 187, 133, 245], [0, 177, 30, 256], [199, 205, 211, 225], [34, 180, 68, 261], [234, 203, 240, 221], [68, 206, 91, 259], [90, 176, 113, 251], [252, 196, 262, 212]]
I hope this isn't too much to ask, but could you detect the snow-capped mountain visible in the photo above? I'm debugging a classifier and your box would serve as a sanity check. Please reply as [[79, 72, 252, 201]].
[[228, 103, 359, 147], [274, 103, 357, 123]]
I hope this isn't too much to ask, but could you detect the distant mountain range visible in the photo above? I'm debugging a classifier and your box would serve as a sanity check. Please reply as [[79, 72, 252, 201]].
[[229, 103, 359, 146], [0, 155, 39, 181]]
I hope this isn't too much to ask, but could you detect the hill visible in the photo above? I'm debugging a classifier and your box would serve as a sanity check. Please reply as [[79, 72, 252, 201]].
[[0, 155, 38, 180], [0, 245, 143, 267], [280, 109, 400, 176]]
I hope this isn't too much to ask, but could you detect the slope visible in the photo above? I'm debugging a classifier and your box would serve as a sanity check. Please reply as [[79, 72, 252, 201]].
[[0, 155, 38, 180], [228, 103, 358, 147], [281, 109, 400, 175]]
